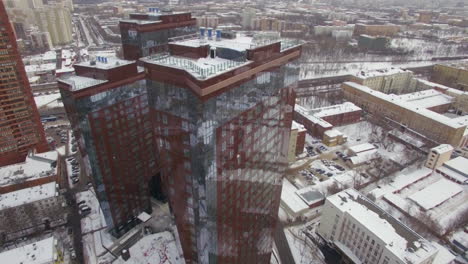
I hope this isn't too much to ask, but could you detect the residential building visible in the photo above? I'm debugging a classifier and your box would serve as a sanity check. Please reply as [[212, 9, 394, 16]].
[[418, 11, 434, 23], [141, 32, 302, 263], [196, 15, 219, 28], [0, 236, 59, 264], [318, 189, 439, 264], [323, 129, 346, 147], [353, 23, 401, 37], [33, 3, 73, 46], [314, 24, 355, 36], [58, 57, 156, 236], [425, 144, 454, 169], [242, 7, 256, 29], [30, 31, 53, 51], [294, 102, 362, 138], [0, 2, 49, 166], [350, 68, 415, 94], [0, 182, 66, 243], [119, 11, 197, 60], [431, 63, 468, 91], [342, 82, 468, 147], [358, 35, 390, 51], [436, 156, 468, 185], [289, 121, 306, 162]]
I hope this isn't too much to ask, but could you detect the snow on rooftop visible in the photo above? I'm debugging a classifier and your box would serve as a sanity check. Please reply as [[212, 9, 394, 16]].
[[444, 156, 468, 172], [281, 179, 309, 214], [34, 93, 63, 109], [291, 121, 306, 131], [0, 150, 58, 187], [114, 231, 183, 264], [393, 89, 454, 109], [369, 168, 433, 199], [343, 82, 467, 129], [0, 237, 55, 264], [59, 75, 108, 91], [311, 102, 361, 118], [324, 129, 343, 138], [75, 57, 133, 70], [295, 104, 333, 128], [25, 63, 56, 74], [431, 243, 457, 264], [0, 182, 57, 210], [173, 33, 256, 52], [354, 67, 410, 79], [408, 178, 463, 211], [348, 143, 376, 154], [328, 189, 437, 262], [431, 144, 454, 154]]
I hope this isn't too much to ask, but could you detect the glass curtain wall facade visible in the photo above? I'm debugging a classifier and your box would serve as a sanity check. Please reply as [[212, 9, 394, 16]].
[[60, 80, 157, 235], [147, 61, 299, 263]]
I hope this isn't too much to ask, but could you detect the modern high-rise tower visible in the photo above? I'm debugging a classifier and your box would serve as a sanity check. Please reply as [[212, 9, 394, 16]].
[[142, 32, 303, 263], [119, 10, 197, 60], [0, 2, 49, 166]]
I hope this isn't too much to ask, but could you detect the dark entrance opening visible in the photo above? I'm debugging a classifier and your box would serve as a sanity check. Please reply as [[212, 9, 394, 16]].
[[149, 173, 167, 202]]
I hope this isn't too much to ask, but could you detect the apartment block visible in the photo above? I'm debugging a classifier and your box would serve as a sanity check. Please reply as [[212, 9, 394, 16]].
[[431, 63, 468, 91], [318, 189, 439, 264], [289, 121, 306, 162], [353, 23, 401, 37], [0, 2, 49, 166], [342, 82, 467, 147], [350, 68, 415, 94]]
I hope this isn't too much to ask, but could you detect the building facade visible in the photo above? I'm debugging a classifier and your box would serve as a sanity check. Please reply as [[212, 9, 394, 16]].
[[288, 121, 306, 162], [0, 2, 49, 166], [119, 11, 197, 60], [142, 33, 302, 263], [350, 68, 415, 94], [342, 82, 467, 148], [425, 144, 454, 170], [58, 58, 158, 236], [431, 63, 468, 92], [353, 23, 401, 37], [318, 189, 439, 264]]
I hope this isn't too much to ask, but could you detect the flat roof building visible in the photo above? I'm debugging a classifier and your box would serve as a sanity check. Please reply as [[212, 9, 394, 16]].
[[318, 189, 439, 264], [436, 156, 468, 185], [0, 236, 57, 264]]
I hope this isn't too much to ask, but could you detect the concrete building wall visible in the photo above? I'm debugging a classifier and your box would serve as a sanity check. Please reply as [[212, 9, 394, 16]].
[[432, 64, 468, 92]]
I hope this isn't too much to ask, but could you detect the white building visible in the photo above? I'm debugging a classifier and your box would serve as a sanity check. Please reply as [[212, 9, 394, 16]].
[[318, 189, 439, 264], [436, 156, 468, 185], [425, 144, 454, 169], [0, 236, 58, 264]]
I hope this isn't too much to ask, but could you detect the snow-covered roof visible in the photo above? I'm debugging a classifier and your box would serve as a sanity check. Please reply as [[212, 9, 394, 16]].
[[34, 93, 63, 109], [281, 179, 309, 214], [348, 143, 376, 154], [25, 63, 56, 74], [75, 57, 133, 70], [328, 189, 438, 263], [443, 157, 468, 176], [291, 121, 306, 131], [59, 75, 108, 91], [0, 237, 56, 264], [349, 149, 378, 165], [393, 89, 454, 109], [296, 188, 324, 206], [431, 243, 457, 264], [113, 231, 183, 264], [294, 104, 333, 128], [408, 178, 463, 211], [354, 68, 410, 79], [369, 168, 433, 199], [430, 144, 454, 154], [343, 82, 467, 129], [0, 150, 58, 187], [324, 129, 343, 138], [0, 182, 57, 210], [311, 102, 361, 118]]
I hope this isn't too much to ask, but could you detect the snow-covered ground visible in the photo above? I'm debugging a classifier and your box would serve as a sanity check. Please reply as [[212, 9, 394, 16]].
[[113, 231, 184, 264], [284, 225, 325, 264]]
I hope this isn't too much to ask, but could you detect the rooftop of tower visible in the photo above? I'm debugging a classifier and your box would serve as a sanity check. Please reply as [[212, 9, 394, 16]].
[[141, 31, 303, 80]]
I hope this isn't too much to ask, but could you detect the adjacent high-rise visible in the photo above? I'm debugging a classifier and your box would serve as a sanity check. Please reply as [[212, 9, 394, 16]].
[[119, 10, 197, 60], [0, 2, 49, 166]]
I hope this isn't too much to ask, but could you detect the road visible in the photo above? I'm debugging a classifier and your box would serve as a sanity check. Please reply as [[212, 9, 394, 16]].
[[274, 223, 296, 264]]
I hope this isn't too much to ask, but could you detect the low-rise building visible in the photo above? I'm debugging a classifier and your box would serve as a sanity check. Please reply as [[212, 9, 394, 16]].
[[294, 103, 361, 138], [436, 156, 468, 185], [0, 182, 66, 243], [318, 189, 439, 264], [353, 23, 401, 37], [0, 236, 59, 264], [358, 35, 390, 51], [342, 82, 468, 148], [350, 68, 415, 94], [425, 144, 454, 169], [432, 63, 468, 91], [323, 129, 346, 147]]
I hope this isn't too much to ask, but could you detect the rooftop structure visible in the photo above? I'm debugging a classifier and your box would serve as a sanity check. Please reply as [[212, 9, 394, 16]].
[[318, 189, 439, 264], [436, 156, 468, 184], [0, 237, 56, 264], [0, 182, 57, 210], [348, 143, 376, 155]]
